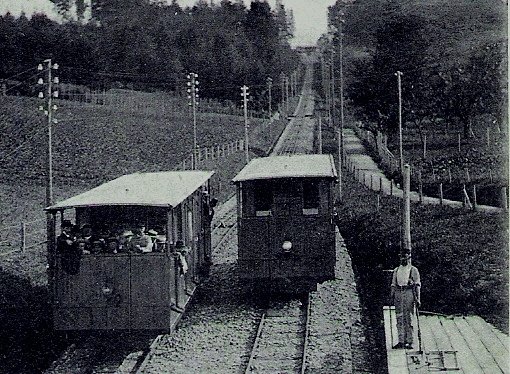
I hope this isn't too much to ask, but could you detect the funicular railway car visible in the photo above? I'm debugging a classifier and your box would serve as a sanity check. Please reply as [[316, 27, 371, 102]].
[[233, 154, 338, 293], [45, 171, 216, 331]]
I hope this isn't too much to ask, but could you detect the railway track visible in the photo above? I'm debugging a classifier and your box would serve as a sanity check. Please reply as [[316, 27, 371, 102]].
[[245, 294, 311, 374], [272, 61, 316, 156]]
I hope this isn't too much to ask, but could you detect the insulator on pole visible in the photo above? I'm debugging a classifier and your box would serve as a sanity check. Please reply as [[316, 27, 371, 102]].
[[38, 78, 44, 85]]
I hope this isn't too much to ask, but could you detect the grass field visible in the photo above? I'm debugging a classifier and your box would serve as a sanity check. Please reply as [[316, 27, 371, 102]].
[[386, 116, 508, 206]]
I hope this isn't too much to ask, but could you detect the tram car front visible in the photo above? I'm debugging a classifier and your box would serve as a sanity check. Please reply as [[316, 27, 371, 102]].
[[233, 154, 338, 294]]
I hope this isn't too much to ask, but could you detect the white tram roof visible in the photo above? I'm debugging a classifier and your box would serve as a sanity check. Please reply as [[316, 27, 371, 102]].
[[232, 154, 337, 182], [46, 170, 214, 210]]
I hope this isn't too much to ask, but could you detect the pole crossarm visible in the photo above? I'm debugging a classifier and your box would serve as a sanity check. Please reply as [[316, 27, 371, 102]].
[[241, 85, 250, 163]]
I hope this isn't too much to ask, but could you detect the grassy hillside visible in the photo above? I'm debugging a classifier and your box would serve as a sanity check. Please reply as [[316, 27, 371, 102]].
[[345, 0, 507, 64]]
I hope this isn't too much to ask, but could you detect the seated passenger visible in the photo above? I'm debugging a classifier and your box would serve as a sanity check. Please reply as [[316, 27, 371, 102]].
[[79, 224, 94, 253], [91, 239, 105, 254], [147, 229, 158, 251], [128, 224, 152, 253], [118, 230, 133, 253], [75, 238, 89, 255], [105, 237, 119, 254]]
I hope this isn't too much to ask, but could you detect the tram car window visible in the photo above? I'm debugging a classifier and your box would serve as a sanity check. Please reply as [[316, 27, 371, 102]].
[[233, 154, 338, 294], [45, 171, 216, 331]]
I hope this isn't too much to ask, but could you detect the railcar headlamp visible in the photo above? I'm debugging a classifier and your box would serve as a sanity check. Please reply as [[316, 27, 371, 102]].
[[282, 240, 292, 252], [102, 286, 112, 296]]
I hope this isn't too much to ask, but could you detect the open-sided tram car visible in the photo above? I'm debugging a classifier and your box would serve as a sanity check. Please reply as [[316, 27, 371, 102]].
[[233, 154, 338, 293], [45, 171, 215, 331]]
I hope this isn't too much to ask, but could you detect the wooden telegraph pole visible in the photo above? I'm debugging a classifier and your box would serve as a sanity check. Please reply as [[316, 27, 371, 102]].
[[396, 71, 404, 175], [402, 164, 412, 257], [241, 85, 250, 163]]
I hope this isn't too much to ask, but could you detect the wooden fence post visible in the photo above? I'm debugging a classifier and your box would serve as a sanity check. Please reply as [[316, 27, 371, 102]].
[[20, 222, 26, 252], [390, 180, 393, 196], [462, 184, 472, 210], [423, 134, 427, 159], [439, 183, 443, 205], [418, 169, 423, 203], [472, 184, 477, 210], [370, 174, 373, 190], [448, 167, 452, 183], [379, 177, 383, 194], [501, 187, 508, 211]]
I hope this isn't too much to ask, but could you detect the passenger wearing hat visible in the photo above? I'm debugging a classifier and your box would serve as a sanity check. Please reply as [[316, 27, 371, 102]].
[[57, 220, 75, 254], [175, 240, 189, 275], [57, 220, 82, 274], [79, 224, 94, 253], [118, 230, 134, 253], [390, 252, 421, 350], [147, 229, 159, 251], [105, 236, 119, 254], [128, 223, 152, 253]]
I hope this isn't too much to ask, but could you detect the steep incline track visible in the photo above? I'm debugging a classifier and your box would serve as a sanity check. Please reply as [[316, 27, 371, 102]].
[[271, 61, 316, 156]]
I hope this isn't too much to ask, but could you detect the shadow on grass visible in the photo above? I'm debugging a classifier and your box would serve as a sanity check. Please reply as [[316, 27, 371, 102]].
[[0, 269, 68, 374]]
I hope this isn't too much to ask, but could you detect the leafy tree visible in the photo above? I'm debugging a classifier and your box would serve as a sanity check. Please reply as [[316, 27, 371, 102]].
[[438, 42, 507, 139], [346, 13, 432, 145]]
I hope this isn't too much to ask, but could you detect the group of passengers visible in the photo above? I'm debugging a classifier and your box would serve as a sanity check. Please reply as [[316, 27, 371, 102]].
[[57, 220, 166, 255]]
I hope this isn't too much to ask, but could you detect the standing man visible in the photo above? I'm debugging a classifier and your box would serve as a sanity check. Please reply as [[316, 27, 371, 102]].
[[391, 251, 421, 350]]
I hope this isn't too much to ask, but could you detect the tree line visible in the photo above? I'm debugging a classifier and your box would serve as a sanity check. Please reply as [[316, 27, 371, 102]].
[[322, 0, 507, 141], [0, 0, 299, 110]]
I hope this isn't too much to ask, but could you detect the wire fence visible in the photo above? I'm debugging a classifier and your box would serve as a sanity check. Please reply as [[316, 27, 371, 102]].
[[57, 87, 266, 118], [355, 126, 508, 209]]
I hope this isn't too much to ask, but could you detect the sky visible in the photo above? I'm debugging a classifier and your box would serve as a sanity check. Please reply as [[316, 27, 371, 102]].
[[0, 0, 337, 46]]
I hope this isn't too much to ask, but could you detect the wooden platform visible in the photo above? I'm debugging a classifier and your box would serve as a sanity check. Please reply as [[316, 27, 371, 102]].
[[384, 306, 509, 373]]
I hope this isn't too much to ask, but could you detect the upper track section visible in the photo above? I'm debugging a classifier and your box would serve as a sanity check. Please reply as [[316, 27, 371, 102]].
[[271, 62, 316, 156]]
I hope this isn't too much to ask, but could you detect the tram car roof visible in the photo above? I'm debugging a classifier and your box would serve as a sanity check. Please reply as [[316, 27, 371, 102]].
[[232, 154, 337, 183], [45, 170, 214, 210]]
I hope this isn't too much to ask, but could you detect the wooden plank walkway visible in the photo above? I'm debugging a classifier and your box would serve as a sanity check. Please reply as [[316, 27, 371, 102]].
[[384, 306, 509, 373]]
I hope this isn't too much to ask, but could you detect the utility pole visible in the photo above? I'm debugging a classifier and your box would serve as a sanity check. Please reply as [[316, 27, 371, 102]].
[[187, 73, 199, 169], [402, 164, 412, 257], [330, 50, 335, 128], [241, 85, 250, 163], [339, 18, 345, 166], [396, 71, 404, 175], [37, 59, 59, 208], [280, 72, 286, 117], [318, 116, 323, 154], [267, 77, 273, 139], [285, 75, 289, 113]]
